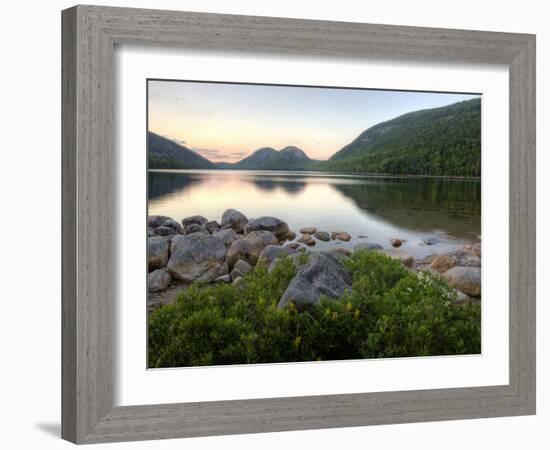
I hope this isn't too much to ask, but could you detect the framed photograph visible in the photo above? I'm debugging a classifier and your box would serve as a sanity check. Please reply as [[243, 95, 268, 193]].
[[62, 5, 536, 444]]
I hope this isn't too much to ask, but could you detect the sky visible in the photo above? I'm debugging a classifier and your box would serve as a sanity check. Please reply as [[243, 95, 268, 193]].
[[148, 80, 480, 163]]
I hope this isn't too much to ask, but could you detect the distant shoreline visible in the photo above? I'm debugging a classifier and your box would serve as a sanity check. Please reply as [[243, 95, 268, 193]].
[[148, 168, 481, 181]]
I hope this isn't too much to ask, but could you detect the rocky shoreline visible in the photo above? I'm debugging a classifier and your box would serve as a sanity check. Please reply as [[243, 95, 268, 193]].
[[147, 209, 481, 311]]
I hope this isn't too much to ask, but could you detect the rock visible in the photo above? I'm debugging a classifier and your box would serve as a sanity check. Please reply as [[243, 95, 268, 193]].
[[473, 243, 481, 258], [452, 289, 474, 305], [221, 209, 248, 233], [286, 243, 301, 250], [281, 230, 297, 242], [147, 237, 170, 271], [204, 220, 220, 234], [333, 231, 351, 242], [148, 215, 171, 228], [226, 230, 279, 267], [299, 226, 317, 234], [430, 255, 457, 273], [297, 247, 307, 253], [421, 236, 439, 246], [230, 267, 243, 281], [314, 231, 330, 241], [167, 233, 227, 283], [181, 215, 208, 228], [213, 228, 238, 247], [184, 223, 206, 235], [333, 248, 352, 256], [358, 235, 368, 238], [234, 259, 253, 274], [245, 216, 289, 238], [258, 245, 297, 266], [278, 252, 352, 310], [214, 274, 231, 283], [156, 225, 177, 236], [450, 250, 481, 267], [298, 234, 316, 246], [147, 227, 157, 237], [443, 266, 481, 297], [268, 253, 302, 273], [232, 276, 246, 288], [148, 268, 172, 292], [354, 242, 383, 252], [148, 215, 183, 234], [390, 238, 403, 248], [384, 248, 414, 268]]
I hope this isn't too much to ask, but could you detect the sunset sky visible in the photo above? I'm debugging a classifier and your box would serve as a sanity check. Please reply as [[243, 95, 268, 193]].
[[148, 80, 480, 163]]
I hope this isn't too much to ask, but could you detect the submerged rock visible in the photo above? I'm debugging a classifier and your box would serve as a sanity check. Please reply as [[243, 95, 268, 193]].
[[221, 208, 248, 233], [354, 242, 383, 252], [226, 230, 279, 267], [147, 236, 170, 271], [300, 226, 317, 235], [333, 231, 351, 242], [245, 216, 289, 238], [421, 236, 440, 246], [148, 268, 172, 292], [167, 233, 227, 283], [298, 234, 316, 246], [443, 266, 481, 297], [277, 252, 352, 310], [314, 231, 330, 241], [390, 238, 403, 248]]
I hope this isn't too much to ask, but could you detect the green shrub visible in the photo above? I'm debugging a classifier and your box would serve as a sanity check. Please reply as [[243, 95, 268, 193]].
[[148, 251, 481, 367]]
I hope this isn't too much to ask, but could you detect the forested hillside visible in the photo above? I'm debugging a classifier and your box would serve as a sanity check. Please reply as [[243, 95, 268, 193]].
[[322, 98, 481, 176]]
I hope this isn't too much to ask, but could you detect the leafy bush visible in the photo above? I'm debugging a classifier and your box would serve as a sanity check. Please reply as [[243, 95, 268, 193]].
[[148, 251, 481, 367]]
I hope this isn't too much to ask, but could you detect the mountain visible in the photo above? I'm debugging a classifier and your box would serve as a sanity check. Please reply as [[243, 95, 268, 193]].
[[325, 98, 481, 176], [148, 132, 215, 170], [228, 145, 315, 170]]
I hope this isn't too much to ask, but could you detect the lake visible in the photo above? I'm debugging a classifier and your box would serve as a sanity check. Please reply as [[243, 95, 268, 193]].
[[148, 170, 481, 259]]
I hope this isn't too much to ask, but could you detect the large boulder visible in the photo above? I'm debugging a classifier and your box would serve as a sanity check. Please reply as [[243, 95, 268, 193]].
[[213, 228, 238, 247], [449, 250, 481, 267], [430, 255, 457, 273], [244, 216, 289, 238], [167, 233, 227, 283], [148, 215, 183, 234], [156, 225, 177, 236], [277, 252, 352, 310], [147, 236, 170, 271], [181, 215, 208, 228], [148, 268, 172, 292], [226, 230, 279, 267], [221, 209, 248, 233], [184, 223, 206, 235], [443, 266, 481, 297], [258, 245, 297, 266], [204, 220, 220, 234]]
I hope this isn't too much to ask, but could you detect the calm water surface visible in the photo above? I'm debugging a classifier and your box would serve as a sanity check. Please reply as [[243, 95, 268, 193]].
[[148, 170, 481, 258]]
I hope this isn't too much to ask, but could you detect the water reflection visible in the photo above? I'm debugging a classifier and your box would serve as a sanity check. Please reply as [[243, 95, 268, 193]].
[[148, 170, 481, 257]]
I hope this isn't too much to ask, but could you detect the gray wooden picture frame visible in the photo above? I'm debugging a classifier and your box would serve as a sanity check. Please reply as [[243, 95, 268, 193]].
[[61, 4, 536, 444]]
